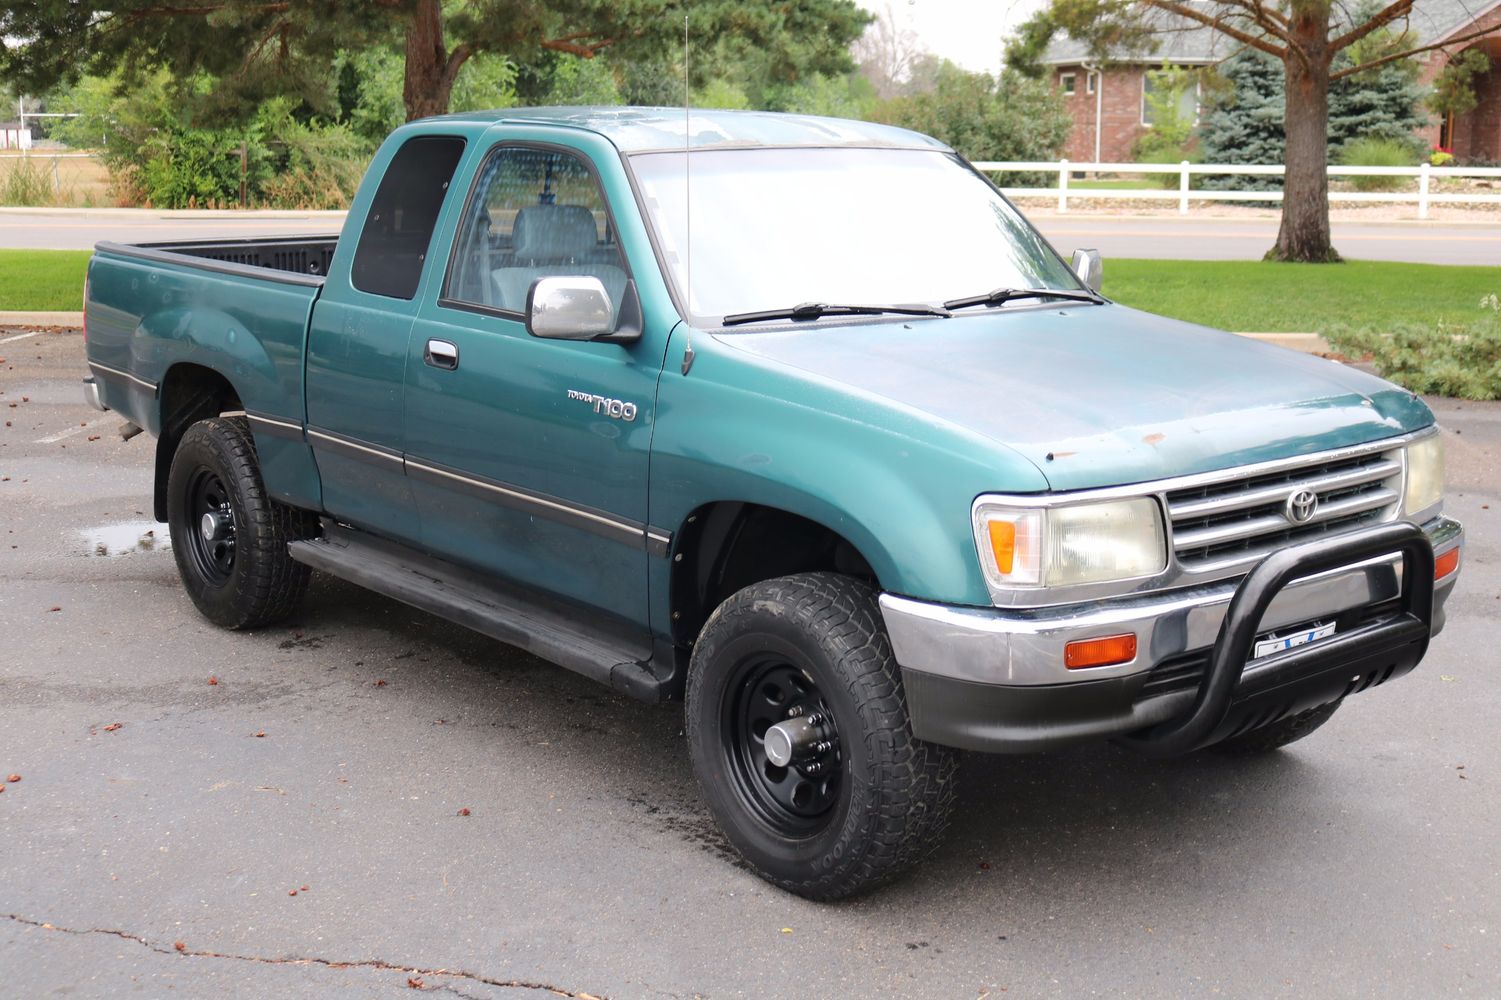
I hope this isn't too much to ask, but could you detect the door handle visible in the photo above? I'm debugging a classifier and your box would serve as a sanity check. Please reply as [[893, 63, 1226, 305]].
[[424, 339, 459, 371]]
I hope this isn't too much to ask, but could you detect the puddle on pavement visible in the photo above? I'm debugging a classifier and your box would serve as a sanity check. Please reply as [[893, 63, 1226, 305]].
[[81, 521, 171, 557]]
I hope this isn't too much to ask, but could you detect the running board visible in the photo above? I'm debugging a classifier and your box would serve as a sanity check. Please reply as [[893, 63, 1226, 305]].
[[288, 524, 674, 702]]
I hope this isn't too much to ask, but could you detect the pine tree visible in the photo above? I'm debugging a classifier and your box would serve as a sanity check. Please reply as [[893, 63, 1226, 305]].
[[1199, 51, 1287, 191], [1328, 59, 1429, 155], [1200, 47, 1428, 192]]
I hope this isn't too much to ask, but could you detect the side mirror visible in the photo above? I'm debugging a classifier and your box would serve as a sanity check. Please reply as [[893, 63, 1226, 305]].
[[526, 276, 615, 341], [1070, 248, 1103, 294]]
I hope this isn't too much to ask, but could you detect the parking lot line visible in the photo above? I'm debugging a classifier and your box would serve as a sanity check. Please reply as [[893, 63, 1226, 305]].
[[35, 418, 103, 444], [0, 330, 40, 345]]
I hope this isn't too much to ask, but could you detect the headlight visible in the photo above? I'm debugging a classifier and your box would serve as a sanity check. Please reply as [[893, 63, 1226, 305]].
[[1405, 434, 1444, 515], [973, 496, 1167, 593]]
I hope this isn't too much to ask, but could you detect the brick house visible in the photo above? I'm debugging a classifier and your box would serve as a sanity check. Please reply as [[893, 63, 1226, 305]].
[[1040, 0, 1501, 164]]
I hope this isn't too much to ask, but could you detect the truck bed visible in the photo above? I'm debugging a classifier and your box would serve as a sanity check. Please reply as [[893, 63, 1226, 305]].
[[98, 234, 340, 282]]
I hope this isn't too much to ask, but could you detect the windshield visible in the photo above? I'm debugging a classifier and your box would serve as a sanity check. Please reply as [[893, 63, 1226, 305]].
[[629, 146, 1084, 325]]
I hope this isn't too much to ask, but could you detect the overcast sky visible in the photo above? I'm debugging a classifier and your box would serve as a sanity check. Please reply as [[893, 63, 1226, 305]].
[[855, 0, 1047, 74]]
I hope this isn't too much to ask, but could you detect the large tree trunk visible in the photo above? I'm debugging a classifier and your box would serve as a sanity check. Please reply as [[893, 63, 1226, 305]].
[[1271, 18, 1339, 262], [403, 0, 465, 121]]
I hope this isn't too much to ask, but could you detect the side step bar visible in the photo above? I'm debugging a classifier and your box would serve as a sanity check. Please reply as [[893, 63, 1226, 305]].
[[289, 523, 676, 702]]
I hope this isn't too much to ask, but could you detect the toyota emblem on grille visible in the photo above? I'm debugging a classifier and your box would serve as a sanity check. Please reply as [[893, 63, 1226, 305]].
[[1285, 489, 1319, 524]]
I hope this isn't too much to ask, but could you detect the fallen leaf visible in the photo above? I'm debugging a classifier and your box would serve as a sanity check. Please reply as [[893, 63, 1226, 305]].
[[374, 679, 388, 687], [407, 977, 424, 989], [978, 861, 991, 870], [207, 676, 219, 686], [300, 884, 309, 892], [1441, 675, 1458, 682], [288, 889, 298, 896], [103, 723, 122, 732], [174, 941, 185, 952], [0, 785, 5, 794], [47, 606, 61, 612], [253, 731, 266, 738], [781, 927, 792, 934], [457, 807, 470, 817], [87, 435, 100, 442], [6, 774, 19, 783]]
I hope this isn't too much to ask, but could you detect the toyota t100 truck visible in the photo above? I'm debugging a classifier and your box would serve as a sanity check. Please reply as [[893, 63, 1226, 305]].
[[81, 108, 1464, 900]]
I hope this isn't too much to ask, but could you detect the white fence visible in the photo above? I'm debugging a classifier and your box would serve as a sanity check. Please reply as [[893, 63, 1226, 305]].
[[971, 160, 1501, 219]]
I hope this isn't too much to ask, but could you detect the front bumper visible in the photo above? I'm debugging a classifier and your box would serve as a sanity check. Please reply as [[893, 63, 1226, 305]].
[[881, 516, 1462, 753]]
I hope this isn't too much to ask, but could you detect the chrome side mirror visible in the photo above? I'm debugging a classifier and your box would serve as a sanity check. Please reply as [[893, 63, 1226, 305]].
[[526, 276, 614, 341], [1070, 248, 1103, 293]]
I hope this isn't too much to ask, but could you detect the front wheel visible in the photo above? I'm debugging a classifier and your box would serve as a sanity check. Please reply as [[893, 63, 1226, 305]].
[[167, 416, 313, 629], [685, 573, 957, 900]]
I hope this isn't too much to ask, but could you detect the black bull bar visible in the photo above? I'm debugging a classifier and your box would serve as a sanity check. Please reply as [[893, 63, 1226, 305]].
[[1120, 520, 1435, 757]]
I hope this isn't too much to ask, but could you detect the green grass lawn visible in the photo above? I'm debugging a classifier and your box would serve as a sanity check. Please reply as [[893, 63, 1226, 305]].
[[1104, 258, 1498, 332], [0, 249, 93, 311], [1066, 178, 1179, 190]]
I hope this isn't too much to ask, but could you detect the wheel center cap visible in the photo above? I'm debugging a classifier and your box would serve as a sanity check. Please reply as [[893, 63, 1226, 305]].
[[200, 511, 223, 542], [765, 715, 822, 768]]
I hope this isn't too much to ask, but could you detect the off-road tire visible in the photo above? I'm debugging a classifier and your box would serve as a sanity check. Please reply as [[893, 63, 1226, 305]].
[[685, 572, 957, 900], [1213, 700, 1342, 755], [167, 416, 314, 629]]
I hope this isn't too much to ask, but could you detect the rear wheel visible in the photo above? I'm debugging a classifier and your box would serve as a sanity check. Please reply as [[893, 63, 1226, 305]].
[[167, 416, 313, 629], [685, 572, 956, 900], [1213, 701, 1342, 755]]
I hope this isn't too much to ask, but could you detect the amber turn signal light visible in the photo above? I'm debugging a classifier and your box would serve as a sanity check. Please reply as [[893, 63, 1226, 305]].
[[1064, 633, 1138, 670], [1434, 547, 1460, 580], [987, 520, 1017, 575]]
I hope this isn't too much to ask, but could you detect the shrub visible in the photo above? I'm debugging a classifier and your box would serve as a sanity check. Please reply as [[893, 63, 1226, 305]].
[[0, 155, 56, 206], [1337, 136, 1416, 192], [870, 63, 1071, 186], [1326, 297, 1501, 400]]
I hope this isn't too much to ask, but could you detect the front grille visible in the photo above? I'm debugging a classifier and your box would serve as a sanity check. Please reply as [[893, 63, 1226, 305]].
[[1167, 448, 1403, 571]]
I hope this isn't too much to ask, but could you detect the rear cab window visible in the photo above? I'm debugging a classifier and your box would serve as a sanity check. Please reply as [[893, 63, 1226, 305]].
[[351, 136, 467, 300]]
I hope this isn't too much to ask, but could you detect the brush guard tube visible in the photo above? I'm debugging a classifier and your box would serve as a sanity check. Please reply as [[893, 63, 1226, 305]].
[[1116, 521, 1435, 758]]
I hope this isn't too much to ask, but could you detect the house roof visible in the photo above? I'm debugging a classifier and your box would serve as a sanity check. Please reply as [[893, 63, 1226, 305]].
[[424, 106, 949, 153], [1039, 0, 1501, 67]]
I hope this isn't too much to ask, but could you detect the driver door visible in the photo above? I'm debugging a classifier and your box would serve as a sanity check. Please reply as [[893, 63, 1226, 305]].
[[403, 143, 659, 630]]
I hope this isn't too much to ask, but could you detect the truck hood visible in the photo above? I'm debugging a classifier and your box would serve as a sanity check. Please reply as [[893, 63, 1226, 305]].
[[715, 304, 1433, 492]]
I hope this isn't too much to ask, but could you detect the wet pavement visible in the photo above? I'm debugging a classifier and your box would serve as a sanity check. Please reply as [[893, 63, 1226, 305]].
[[1, 328, 1498, 998]]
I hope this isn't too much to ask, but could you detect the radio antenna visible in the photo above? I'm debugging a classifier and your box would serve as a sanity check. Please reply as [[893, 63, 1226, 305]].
[[680, 11, 696, 376]]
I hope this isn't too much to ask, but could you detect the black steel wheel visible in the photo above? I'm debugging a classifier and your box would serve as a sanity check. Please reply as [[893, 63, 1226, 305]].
[[722, 655, 843, 835], [167, 416, 314, 629], [182, 467, 237, 587], [686, 572, 957, 901]]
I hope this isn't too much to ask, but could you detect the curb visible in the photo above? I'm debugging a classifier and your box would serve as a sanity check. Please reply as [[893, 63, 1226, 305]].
[[1233, 331, 1331, 353], [0, 314, 1335, 355], [0, 311, 83, 328], [0, 207, 347, 220]]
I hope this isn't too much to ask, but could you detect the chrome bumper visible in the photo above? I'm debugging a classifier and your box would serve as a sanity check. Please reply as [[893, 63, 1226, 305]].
[[880, 516, 1463, 688], [82, 375, 108, 412]]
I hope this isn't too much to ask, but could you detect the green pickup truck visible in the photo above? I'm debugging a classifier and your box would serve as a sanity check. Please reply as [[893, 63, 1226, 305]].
[[83, 108, 1464, 900]]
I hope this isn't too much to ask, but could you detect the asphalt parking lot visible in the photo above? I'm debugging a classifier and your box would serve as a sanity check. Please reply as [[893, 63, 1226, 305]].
[[1, 327, 1498, 999]]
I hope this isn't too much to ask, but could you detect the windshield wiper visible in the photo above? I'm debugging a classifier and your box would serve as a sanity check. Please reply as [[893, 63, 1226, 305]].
[[721, 302, 952, 327], [943, 287, 1105, 310]]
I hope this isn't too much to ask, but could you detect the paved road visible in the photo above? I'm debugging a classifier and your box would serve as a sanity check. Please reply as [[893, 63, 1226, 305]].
[[1031, 214, 1501, 265], [5, 208, 1500, 264], [2, 330, 1498, 998], [1, 209, 344, 251]]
